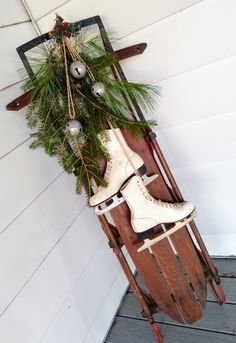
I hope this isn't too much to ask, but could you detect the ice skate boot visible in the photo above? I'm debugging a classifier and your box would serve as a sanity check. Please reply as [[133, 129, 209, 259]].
[[89, 128, 145, 207], [120, 175, 196, 252]]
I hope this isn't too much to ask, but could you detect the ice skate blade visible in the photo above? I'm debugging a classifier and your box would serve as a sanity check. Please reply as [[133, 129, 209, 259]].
[[95, 173, 158, 215], [95, 193, 125, 215], [137, 211, 196, 252], [91, 164, 147, 209]]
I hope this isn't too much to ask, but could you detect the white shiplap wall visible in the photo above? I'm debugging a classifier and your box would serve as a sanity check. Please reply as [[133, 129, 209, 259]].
[[0, 2, 135, 343], [1, 1, 235, 343]]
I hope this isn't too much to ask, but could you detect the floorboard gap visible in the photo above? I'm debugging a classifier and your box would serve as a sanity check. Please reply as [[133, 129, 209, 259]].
[[115, 314, 236, 336]]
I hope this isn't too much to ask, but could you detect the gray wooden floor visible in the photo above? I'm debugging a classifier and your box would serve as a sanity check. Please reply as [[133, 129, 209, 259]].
[[105, 258, 236, 343]]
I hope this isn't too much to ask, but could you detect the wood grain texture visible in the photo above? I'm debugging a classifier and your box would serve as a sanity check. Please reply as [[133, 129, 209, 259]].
[[124, 131, 207, 309], [110, 201, 183, 323], [151, 243, 203, 323], [109, 130, 206, 323], [132, 271, 236, 304]]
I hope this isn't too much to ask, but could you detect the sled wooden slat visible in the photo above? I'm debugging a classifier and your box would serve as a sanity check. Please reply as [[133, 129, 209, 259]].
[[132, 265, 235, 303], [170, 230, 207, 307], [122, 130, 207, 322], [146, 173, 207, 308], [110, 202, 184, 323], [151, 242, 203, 323]]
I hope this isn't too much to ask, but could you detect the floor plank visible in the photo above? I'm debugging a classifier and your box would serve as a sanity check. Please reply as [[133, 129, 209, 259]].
[[105, 317, 236, 343], [118, 293, 236, 334], [207, 278, 236, 304], [131, 273, 236, 304], [213, 258, 236, 277], [107, 258, 236, 342]]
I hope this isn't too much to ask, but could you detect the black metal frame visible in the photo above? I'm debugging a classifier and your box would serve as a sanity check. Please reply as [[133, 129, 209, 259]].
[[16, 15, 146, 121]]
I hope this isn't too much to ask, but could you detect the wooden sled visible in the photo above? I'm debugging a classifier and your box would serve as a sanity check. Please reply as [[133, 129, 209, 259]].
[[7, 15, 226, 343]]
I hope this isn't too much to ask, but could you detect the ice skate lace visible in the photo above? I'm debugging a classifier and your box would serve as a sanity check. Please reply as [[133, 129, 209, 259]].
[[104, 161, 112, 182], [136, 179, 178, 209]]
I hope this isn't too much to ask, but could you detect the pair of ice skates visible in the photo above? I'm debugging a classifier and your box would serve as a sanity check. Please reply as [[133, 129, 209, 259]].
[[90, 128, 196, 251]]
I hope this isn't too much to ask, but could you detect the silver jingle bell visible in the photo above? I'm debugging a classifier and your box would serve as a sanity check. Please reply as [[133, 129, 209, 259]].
[[70, 61, 87, 79], [66, 119, 83, 137], [91, 82, 106, 98]]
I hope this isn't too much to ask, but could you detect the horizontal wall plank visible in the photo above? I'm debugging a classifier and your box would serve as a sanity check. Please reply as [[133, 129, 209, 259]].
[[26, 0, 68, 21], [0, 140, 63, 231], [106, 317, 236, 343], [172, 159, 236, 204], [168, 159, 236, 241], [0, 22, 36, 90], [40, 251, 134, 343], [0, 208, 107, 343], [32, 238, 119, 343], [202, 234, 236, 256], [118, 293, 236, 334], [0, 83, 30, 158], [0, 172, 85, 314], [37, 0, 201, 36], [118, 0, 236, 83], [156, 55, 236, 128], [156, 111, 236, 168], [192, 197, 236, 236], [0, 0, 29, 27], [82, 253, 135, 343]]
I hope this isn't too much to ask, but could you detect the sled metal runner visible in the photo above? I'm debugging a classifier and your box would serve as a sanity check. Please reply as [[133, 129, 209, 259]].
[[12, 15, 226, 342]]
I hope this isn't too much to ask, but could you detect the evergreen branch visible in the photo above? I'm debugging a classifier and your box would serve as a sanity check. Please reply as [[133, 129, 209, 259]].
[[22, 23, 159, 202]]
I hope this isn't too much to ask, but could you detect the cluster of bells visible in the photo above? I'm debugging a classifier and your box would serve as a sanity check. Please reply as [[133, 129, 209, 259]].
[[70, 61, 106, 98], [66, 60, 106, 137]]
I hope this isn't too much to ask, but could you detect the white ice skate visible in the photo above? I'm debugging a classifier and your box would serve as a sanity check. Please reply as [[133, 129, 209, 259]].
[[90, 128, 145, 208], [120, 175, 196, 252]]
